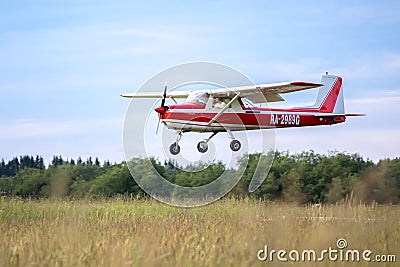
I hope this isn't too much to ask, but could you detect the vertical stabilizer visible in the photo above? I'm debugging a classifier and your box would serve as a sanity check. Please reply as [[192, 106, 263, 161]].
[[310, 74, 344, 114]]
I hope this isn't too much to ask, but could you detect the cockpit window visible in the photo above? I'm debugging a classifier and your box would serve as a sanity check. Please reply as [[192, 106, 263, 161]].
[[185, 92, 209, 106], [241, 98, 255, 108]]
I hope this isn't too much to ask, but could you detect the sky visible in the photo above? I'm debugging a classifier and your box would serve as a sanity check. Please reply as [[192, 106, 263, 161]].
[[1, 0, 399, 164]]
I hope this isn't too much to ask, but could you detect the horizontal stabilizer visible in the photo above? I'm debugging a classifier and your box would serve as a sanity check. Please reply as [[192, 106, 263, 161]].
[[314, 113, 366, 117]]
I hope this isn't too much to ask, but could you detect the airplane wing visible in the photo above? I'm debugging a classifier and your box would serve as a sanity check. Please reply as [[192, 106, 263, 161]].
[[210, 81, 323, 103], [120, 91, 190, 98], [121, 81, 322, 103]]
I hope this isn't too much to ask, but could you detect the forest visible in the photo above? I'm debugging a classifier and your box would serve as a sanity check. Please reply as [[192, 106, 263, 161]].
[[0, 151, 399, 204]]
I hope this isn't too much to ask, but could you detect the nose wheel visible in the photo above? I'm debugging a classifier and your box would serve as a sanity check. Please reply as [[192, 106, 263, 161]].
[[169, 142, 181, 155], [169, 131, 182, 155]]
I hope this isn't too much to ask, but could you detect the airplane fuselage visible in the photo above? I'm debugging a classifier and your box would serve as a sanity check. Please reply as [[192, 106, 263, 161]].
[[159, 100, 346, 133]]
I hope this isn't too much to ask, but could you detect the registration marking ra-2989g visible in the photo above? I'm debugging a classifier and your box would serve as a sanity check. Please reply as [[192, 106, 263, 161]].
[[270, 114, 300, 126]]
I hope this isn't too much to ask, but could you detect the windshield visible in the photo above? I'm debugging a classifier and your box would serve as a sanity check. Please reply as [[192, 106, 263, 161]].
[[241, 98, 255, 108], [185, 92, 209, 106]]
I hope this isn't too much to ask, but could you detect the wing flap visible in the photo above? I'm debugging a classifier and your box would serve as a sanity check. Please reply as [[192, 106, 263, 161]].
[[243, 92, 284, 103]]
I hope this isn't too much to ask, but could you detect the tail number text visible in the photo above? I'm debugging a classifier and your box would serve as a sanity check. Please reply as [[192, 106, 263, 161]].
[[270, 114, 300, 125]]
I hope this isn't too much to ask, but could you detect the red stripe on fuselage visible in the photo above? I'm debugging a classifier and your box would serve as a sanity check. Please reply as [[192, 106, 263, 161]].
[[162, 111, 345, 129]]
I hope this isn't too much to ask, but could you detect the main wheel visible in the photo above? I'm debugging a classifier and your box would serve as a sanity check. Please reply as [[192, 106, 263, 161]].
[[169, 142, 180, 155], [230, 140, 241, 151], [197, 141, 208, 153]]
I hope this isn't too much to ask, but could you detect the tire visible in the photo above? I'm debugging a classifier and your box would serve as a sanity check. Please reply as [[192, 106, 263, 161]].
[[230, 140, 241, 152], [169, 142, 180, 155], [197, 141, 208, 153]]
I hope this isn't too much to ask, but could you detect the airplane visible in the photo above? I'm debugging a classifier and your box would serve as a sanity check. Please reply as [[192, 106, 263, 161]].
[[121, 73, 364, 155]]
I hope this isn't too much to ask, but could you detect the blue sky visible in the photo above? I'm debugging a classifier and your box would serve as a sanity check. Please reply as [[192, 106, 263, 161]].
[[1, 0, 399, 163]]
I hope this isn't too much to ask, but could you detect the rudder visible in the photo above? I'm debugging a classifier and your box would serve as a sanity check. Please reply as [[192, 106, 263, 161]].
[[311, 74, 344, 114]]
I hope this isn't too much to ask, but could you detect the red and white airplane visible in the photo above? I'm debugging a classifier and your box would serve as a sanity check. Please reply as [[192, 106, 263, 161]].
[[121, 73, 363, 155]]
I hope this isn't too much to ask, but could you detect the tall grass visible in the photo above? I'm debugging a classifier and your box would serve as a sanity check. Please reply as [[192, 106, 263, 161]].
[[0, 197, 398, 266]]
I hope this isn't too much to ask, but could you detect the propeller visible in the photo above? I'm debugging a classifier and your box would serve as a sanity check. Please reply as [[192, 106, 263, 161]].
[[160, 82, 167, 108], [155, 82, 168, 136], [155, 117, 161, 136]]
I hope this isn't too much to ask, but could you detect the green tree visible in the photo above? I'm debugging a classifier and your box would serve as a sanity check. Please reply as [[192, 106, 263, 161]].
[[70, 179, 91, 199], [90, 164, 139, 197], [0, 176, 16, 195], [15, 168, 49, 198]]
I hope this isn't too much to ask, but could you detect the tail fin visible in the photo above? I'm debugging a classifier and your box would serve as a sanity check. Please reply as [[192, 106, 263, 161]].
[[311, 74, 344, 114]]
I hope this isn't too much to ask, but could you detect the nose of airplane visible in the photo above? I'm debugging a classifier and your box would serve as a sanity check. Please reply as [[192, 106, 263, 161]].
[[154, 106, 168, 115]]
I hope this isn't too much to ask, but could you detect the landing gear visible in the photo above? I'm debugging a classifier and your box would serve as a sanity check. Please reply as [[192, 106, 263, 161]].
[[196, 132, 218, 153], [230, 139, 241, 151], [169, 142, 180, 155], [197, 141, 208, 153], [169, 130, 241, 155], [227, 130, 241, 152], [169, 131, 182, 155]]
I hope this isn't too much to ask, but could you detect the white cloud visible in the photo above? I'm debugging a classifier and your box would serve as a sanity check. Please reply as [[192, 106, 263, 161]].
[[340, 4, 400, 24], [275, 124, 400, 163], [346, 96, 400, 105], [248, 58, 328, 83], [344, 91, 400, 116], [330, 52, 400, 82], [246, 52, 400, 89], [0, 117, 121, 140], [0, 117, 124, 163]]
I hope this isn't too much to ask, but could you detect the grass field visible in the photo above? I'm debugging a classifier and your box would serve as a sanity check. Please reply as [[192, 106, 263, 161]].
[[0, 197, 398, 266]]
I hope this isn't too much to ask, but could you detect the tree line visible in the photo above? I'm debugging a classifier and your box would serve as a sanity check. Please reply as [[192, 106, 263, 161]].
[[0, 151, 399, 204]]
